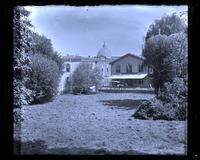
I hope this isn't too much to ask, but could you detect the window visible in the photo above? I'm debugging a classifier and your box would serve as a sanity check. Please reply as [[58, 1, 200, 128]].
[[126, 64, 132, 73], [116, 65, 120, 73], [66, 64, 70, 72], [107, 67, 108, 72], [139, 64, 143, 72]]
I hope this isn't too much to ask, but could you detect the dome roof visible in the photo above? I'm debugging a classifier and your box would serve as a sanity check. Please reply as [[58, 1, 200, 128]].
[[97, 42, 111, 58]]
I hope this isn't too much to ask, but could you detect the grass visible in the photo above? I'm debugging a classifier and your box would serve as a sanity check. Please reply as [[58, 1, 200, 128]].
[[15, 93, 186, 155], [99, 99, 148, 110]]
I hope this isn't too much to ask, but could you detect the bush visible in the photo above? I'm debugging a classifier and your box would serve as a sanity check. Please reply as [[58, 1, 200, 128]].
[[133, 99, 169, 120], [132, 97, 186, 121], [27, 54, 60, 104], [161, 77, 187, 120]]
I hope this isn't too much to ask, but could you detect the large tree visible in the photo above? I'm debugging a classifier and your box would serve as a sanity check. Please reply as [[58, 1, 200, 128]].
[[143, 34, 174, 96], [145, 13, 186, 41], [31, 32, 64, 72], [13, 6, 33, 107], [142, 13, 187, 96]]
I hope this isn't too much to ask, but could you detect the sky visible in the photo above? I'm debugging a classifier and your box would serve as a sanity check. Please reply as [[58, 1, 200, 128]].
[[25, 5, 187, 57]]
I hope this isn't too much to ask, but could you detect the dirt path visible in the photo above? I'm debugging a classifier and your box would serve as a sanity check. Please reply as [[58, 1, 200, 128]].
[[19, 93, 187, 155]]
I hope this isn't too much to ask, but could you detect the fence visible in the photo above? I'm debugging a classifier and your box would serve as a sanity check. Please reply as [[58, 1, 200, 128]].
[[98, 87, 155, 94]]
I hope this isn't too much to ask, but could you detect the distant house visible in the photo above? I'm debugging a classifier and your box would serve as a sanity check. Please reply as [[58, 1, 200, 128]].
[[109, 53, 152, 88]]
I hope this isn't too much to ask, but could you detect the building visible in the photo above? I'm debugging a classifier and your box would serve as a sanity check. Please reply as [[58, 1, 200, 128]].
[[62, 42, 152, 88], [109, 53, 152, 88], [63, 42, 117, 87]]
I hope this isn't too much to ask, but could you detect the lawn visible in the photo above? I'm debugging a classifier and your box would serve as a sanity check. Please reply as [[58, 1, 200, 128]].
[[14, 92, 187, 155]]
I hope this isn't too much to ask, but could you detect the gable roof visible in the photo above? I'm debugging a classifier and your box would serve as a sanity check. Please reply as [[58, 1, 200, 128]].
[[109, 53, 144, 64]]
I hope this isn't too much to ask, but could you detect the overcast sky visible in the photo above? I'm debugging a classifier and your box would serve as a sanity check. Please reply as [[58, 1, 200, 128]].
[[25, 5, 187, 57]]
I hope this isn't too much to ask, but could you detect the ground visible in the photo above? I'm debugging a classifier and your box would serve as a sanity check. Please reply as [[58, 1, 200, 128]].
[[15, 92, 187, 155]]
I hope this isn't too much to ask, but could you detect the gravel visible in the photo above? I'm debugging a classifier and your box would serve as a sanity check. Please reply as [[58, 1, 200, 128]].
[[19, 93, 187, 155]]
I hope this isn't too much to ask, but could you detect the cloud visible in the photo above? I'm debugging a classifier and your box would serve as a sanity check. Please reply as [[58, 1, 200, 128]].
[[25, 5, 187, 56]]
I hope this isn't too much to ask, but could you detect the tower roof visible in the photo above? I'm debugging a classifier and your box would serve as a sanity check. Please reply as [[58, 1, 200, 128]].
[[97, 41, 111, 58]]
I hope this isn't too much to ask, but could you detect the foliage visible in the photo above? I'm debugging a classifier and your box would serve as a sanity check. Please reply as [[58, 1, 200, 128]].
[[161, 77, 187, 120], [27, 54, 60, 104], [13, 6, 33, 107], [71, 63, 102, 94], [13, 108, 23, 127], [143, 35, 174, 96], [31, 32, 54, 56], [136, 12, 188, 120], [159, 32, 188, 120], [133, 97, 186, 121], [145, 13, 186, 40], [50, 51, 64, 73], [13, 6, 64, 107], [31, 32, 64, 73], [142, 13, 187, 97], [165, 32, 188, 80]]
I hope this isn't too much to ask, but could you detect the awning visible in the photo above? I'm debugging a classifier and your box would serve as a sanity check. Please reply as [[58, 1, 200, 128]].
[[109, 73, 148, 79]]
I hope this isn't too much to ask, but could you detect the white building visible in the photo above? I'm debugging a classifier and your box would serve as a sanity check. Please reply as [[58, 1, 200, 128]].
[[62, 42, 116, 87]]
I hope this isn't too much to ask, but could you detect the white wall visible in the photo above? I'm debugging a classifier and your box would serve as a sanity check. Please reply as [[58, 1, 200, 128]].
[[63, 60, 111, 87]]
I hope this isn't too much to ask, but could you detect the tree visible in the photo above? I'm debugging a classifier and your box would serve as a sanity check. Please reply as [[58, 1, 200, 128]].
[[161, 32, 188, 118], [143, 34, 174, 96], [13, 6, 33, 107], [165, 32, 188, 80], [31, 32, 64, 73], [145, 13, 186, 41], [31, 32, 54, 56], [71, 63, 102, 94], [143, 13, 187, 96], [139, 13, 188, 120]]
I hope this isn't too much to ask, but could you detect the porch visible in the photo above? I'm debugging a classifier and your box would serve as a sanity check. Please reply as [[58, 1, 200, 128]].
[[108, 73, 150, 88]]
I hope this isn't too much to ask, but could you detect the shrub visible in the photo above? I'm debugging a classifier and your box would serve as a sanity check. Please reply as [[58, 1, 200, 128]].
[[162, 77, 187, 120], [133, 99, 168, 120], [27, 54, 60, 104], [132, 97, 186, 121]]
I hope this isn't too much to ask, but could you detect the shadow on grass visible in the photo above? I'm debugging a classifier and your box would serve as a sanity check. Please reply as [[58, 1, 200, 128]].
[[47, 147, 148, 155], [14, 139, 148, 155], [14, 139, 48, 155], [99, 99, 148, 110]]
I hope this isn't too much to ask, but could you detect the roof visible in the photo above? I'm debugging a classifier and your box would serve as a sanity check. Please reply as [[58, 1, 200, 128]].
[[109, 53, 144, 64], [109, 73, 147, 79], [97, 41, 112, 58]]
